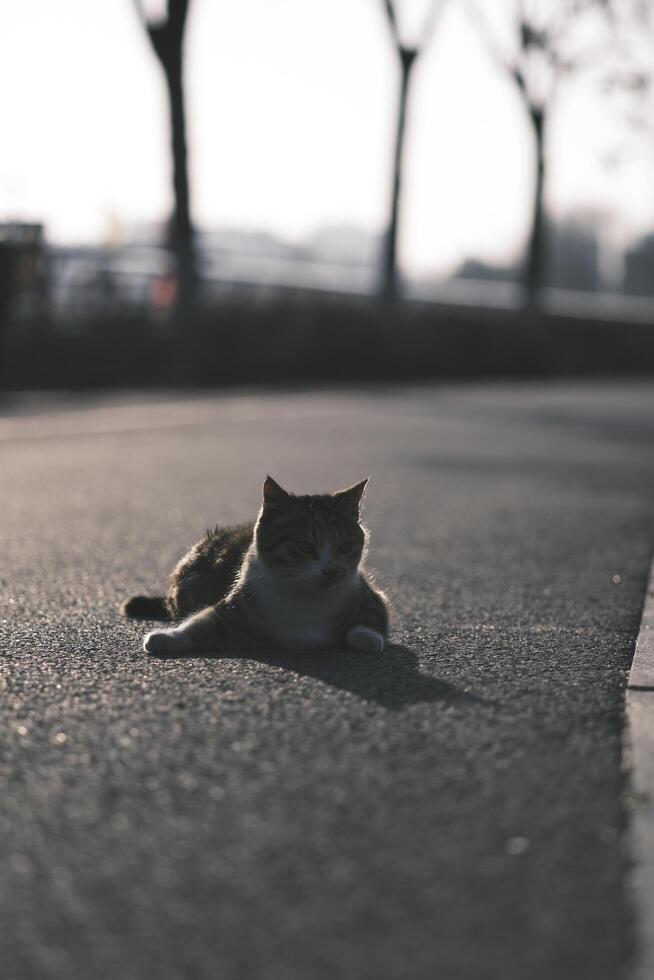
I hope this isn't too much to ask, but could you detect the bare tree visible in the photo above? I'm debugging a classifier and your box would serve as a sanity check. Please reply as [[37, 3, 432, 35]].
[[133, 0, 197, 315], [466, 0, 608, 307], [380, 0, 447, 300]]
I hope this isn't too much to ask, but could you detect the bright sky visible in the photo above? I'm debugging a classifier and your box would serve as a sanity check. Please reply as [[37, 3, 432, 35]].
[[0, 0, 652, 276]]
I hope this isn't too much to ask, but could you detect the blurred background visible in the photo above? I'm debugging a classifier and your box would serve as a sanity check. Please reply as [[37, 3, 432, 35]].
[[2, 0, 654, 388]]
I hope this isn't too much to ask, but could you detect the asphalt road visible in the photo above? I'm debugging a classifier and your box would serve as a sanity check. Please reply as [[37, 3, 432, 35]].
[[2, 381, 654, 980]]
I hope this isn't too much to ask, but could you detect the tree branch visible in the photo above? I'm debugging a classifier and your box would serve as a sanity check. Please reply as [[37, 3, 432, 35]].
[[381, 0, 401, 49], [464, 0, 517, 79], [131, 0, 147, 28], [418, 0, 450, 51], [132, 0, 190, 70], [167, 0, 190, 36]]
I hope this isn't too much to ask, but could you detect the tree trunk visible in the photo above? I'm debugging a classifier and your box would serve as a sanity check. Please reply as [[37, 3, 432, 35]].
[[163, 57, 196, 317], [143, 0, 197, 320], [524, 107, 546, 309], [380, 47, 416, 301]]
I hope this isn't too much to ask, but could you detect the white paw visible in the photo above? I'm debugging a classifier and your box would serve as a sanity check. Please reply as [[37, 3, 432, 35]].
[[346, 625, 385, 654], [143, 628, 190, 655]]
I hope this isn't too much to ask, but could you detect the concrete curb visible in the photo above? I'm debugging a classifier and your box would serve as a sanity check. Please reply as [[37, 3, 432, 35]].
[[626, 556, 654, 980]]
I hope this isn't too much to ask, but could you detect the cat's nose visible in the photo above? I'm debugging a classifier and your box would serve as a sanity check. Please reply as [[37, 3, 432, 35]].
[[321, 566, 342, 585]]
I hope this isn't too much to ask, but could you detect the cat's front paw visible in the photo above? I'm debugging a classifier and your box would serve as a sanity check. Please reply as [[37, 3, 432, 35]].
[[143, 628, 190, 656], [346, 625, 385, 654]]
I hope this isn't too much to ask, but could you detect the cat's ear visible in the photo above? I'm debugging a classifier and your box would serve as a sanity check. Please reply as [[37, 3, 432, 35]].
[[262, 475, 292, 510], [332, 478, 368, 520]]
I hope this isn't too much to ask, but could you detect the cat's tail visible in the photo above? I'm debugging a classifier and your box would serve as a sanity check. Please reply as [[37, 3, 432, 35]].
[[121, 595, 170, 620]]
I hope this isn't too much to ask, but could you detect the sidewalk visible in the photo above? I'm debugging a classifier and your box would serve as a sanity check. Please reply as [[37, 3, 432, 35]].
[[1, 381, 653, 979]]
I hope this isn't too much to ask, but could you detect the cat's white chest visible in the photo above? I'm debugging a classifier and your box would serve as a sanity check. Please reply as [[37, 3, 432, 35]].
[[276, 614, 333, 649], [258, 590, 344, 649], [241, 556, 353, 650]]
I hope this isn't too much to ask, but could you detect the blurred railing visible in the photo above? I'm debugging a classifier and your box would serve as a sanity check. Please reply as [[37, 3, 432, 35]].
[[6, 243, 654, 330]]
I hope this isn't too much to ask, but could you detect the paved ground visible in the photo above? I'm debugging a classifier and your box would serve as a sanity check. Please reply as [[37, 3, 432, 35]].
[[2, 381, 654, 980]]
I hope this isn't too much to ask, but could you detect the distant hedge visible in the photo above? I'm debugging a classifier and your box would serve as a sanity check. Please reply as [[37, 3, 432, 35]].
[[2, 291, 654, 389]]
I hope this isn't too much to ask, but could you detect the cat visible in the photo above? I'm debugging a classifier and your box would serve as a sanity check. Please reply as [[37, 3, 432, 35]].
[[121, 476, 389, 657]]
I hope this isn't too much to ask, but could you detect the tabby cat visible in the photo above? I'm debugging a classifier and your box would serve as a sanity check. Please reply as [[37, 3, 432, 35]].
[[122, 476, 388, 656]]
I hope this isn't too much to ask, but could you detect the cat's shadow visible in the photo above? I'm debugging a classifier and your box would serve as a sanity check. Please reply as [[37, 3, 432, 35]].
[[151, 641, 489, 711]]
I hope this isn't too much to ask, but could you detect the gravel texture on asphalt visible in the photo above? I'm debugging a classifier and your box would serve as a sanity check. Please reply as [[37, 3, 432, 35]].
[[2, 382, 654, 980]]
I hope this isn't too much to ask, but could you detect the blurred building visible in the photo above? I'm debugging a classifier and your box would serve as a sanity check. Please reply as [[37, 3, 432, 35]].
[[451, 217, 601, 297], [548, 219, 600, 293], [624, 234, 654, 297], [454, 258, 517, 283], [0, 222, 47, 322]]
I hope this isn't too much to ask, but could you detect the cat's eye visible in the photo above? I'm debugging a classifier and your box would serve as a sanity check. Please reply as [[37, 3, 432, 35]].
[[338, 542, 357, 556]]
